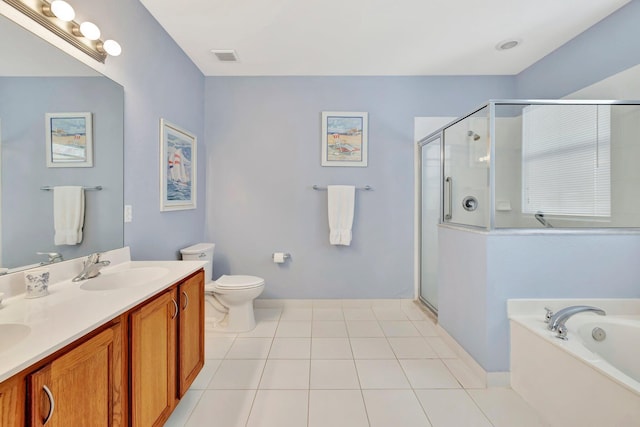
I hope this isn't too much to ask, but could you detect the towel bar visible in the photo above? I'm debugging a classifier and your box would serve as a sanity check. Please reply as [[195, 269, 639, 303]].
[[312, 185, 372, 191], [41, 185, 103, 191]]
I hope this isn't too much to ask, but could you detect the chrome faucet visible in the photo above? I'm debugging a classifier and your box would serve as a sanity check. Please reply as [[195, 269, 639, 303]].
[[37, 252, 63, 264], [72, 253, 111, 282], [546, 305, 606, 340]]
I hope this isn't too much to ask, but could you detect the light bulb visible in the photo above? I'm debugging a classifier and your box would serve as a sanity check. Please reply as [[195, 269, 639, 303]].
[[49, 0, 75, 22], [101, 40, 122, 57], [79, 22, 101, 40]]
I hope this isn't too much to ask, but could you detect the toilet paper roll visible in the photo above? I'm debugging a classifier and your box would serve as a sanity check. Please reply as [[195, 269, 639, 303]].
[[273, 252, 286, 263]]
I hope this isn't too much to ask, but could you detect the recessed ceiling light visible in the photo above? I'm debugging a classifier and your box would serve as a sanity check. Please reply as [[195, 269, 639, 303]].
[[211, 49, 239, 62], [496, 39, 521, 51]]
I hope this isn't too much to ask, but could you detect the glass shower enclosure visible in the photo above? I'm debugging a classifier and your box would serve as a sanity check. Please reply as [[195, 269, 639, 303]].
[[418, 100, 640, 312]]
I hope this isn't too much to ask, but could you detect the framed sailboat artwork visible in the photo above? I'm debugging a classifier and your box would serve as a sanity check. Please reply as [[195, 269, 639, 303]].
[[160, 119, 197, 211]]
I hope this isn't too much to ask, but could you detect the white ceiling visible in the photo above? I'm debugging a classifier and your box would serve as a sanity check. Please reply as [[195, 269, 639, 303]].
[[140, 0, 629, 76]]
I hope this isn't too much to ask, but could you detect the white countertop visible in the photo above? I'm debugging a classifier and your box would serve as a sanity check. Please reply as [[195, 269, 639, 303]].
[[0, 247, 205, 383]]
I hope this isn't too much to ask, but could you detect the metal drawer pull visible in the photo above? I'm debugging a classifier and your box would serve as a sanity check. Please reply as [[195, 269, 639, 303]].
[[42, 385, 55, 425], [171, 298, 179, 319], [182, 291, 189, 310]]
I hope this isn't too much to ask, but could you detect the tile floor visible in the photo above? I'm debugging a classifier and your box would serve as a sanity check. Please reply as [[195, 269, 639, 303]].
[[165, 300, 550, 427]]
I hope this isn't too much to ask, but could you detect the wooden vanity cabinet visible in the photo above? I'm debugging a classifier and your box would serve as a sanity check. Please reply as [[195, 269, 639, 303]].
[[0, 374, 25, 427], [27, 323, 124, 427], [130, 270, 204, 427], [178, 272, 204, 396]]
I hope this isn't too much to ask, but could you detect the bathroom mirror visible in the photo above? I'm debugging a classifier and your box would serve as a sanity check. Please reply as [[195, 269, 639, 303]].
[[0, 14, 124, 270]]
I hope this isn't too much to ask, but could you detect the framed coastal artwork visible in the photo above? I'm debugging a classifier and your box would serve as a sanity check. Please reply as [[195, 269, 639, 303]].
[[160, 119, 197, 211], [321, 111, 368, 167], [45, 112, 93, 167]]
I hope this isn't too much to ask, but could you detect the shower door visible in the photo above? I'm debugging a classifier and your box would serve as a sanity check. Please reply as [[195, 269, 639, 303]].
[[419, 135, 441, 312]]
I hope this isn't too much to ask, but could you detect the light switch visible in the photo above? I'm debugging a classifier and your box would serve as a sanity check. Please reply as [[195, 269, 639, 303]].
[[124, 205, 133, 223]]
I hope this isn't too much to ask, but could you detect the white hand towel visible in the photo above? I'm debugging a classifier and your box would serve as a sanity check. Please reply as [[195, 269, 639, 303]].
[[328, 185, 355, 246], [53, 186, 85, 246]]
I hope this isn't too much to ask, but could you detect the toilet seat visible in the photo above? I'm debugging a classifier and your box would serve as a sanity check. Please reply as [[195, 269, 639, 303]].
[[209, 275, 264, 291]]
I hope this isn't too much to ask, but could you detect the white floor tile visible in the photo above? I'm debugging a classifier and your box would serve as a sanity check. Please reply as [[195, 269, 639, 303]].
[[237, 321, 278, 337], [355, 359, 411, 389], [189, 359, 222, 389], [246, 390, 309, 427], [370, 299, 403, 309], [402, 305, 430, 321], [281, 299, 314, 308], [254, 299, 284, 308], [309, 390, 369, 427], [280, 308, 313, 321], [346, 320, 385, 337], [425, 337, 457, 358], [372, 307, 409, 320], [350, 338, 396, 359], [443, 359, 485, 389], [259, 359, 310, 389], [342, 300, 375, 308], [380, 320, 421, 337], [208, 359, 266, 389], [185, 390, 255, 427], [254, 308, 282, 322], [276, 321, 312, 337], [388, 337, 438, 359], [268, 337, 311, 359], [412, 320, 439, 337], [164, 389, 203, 427], [467, 388, 552, 427], [313, 308, 344, 320], [225, 337, 273, 359], [343, 308, 376, 320], [312, 320, 348, 337], [311, 337, 353, 359], [204, 336, 235, 359], [310, 360, 360, 389], [400, 359, 461, 389], [312, 299, 343, 308], [416, 389, 492, 427], [362, 390, 432, 427]]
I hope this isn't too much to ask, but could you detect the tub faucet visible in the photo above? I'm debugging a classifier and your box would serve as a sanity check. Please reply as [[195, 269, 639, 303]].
[[72, 253, 110, 282], [547, 305, 606, 340]]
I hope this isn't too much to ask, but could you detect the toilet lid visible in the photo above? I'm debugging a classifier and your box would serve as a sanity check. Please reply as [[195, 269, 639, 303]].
[[214, 275, 264, 289]]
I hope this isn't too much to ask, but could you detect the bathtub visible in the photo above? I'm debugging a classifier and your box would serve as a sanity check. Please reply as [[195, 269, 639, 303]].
[[508, 299, 640, 427]]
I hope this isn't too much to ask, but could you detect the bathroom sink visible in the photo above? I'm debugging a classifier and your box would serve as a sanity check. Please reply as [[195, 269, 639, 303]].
[[0, 323, 31, 354], [79, 267, 170, 291]]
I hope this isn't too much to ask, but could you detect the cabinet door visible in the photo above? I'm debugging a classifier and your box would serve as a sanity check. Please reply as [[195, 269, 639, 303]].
[[178, 271, 205, 396], [28, 324, 123, 427], [130, 289, 177, 427], [0, 375, 25, 427]]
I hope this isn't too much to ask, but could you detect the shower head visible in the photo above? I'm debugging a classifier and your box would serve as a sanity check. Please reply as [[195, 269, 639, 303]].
[[467, 131, 480, 141]]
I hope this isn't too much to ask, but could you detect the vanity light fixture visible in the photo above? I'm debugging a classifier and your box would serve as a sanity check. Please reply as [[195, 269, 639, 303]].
[[72, 21, 100, 41], [42, 0, 74, 21], [2, 0, 122, 63]]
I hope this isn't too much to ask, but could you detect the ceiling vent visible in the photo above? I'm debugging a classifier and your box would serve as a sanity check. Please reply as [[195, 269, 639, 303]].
[[211, 49, 239, 62]]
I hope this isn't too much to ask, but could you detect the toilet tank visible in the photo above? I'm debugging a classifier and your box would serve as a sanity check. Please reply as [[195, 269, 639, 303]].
[[180, 243, 215, 283]]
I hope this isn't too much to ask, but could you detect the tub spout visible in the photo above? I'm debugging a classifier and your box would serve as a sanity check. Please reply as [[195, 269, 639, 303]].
[[547, 305, 606, 340]]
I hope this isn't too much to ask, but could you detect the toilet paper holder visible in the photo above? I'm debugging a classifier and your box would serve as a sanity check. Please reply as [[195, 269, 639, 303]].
[[272, 252, 291, 261]]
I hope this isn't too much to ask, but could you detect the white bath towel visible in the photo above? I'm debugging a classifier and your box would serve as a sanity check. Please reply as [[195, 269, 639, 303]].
[[328, 185, 355, 246], [53, 186, 85, 246]]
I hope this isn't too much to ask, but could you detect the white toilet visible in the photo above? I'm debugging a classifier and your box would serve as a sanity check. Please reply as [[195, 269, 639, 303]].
[[180, 243, 265, 332]]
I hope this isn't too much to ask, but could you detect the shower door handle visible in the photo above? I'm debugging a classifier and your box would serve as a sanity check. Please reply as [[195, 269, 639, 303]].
[[445, 176, 453, 220]]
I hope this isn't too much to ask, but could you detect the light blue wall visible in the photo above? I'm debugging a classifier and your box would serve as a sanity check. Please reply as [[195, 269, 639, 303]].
[[0, 77, 123, 267], [516, 1, 640, 99], [204, 76, 516, 298], [81, 0, 206, 260]]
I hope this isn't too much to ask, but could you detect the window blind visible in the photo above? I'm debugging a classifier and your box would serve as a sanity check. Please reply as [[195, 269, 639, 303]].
[[522, 104, 610, 217]]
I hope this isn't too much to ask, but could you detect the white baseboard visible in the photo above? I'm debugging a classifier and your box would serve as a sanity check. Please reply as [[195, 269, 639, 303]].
[[436, 324, 511, 388]]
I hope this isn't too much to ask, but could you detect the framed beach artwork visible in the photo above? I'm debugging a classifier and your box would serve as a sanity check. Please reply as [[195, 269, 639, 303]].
[[45, 112, 93, 167], [160, 119, 197, 211], [321, 111, 368, 167]]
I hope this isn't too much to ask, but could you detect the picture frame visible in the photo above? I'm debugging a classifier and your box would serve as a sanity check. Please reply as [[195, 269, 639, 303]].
[[321, 111, 368, 167], [45, 112, 93, 168], [159, 119, 197, 211]]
